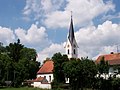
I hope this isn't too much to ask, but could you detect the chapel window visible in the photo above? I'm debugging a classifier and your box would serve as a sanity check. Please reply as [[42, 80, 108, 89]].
[[74, 49, 75, 54], [49, 76, 51, 82], [68, 49, 69, 54]]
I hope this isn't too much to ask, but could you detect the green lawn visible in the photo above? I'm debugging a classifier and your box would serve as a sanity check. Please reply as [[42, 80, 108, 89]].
[[0, 87, 49, 90]]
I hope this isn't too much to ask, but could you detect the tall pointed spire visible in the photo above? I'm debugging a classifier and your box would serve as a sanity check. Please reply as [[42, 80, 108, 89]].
[[65, 12, 78, 59], [68, 11, 75, 45]]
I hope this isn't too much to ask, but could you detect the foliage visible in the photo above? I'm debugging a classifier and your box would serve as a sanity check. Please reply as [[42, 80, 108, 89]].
[[52, 53, 68, 89], [0, 40, 40, 87], [64, 57, 97, 90], [52, 52, 120, 90], [111, 78, 120, 90], [6, 39, 24, 62], [63, 58, 80, 90], [97, 56, 109, 78], [80, 57, 97, 88]]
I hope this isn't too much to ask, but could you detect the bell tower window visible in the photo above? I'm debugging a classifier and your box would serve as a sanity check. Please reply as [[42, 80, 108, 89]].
[[68, 49, 69, 54], [74, 49, 75, 54]]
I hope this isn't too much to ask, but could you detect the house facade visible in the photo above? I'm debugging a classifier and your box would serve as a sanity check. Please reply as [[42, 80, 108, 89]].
[[96, 52, 120, 78]]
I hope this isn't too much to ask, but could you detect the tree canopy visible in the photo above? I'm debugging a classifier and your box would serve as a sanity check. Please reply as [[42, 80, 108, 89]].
[[0, 39, 40, 87], [64, 57, 97, 90]]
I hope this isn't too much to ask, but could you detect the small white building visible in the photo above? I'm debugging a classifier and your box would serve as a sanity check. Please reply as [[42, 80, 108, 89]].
[[33, 76, 51, 89], [33, 60, 54, 89]]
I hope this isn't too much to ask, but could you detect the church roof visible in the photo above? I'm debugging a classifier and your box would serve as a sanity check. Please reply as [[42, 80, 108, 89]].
[[34, 76, 45, 82], [33, 76, 49, 84], [37, 60, 54, 74], [68, 16, 75, 45], [96, 53, 120, 65]]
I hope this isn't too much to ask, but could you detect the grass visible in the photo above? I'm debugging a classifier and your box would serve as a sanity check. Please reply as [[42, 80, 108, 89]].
[[0, 87, 49, 90]]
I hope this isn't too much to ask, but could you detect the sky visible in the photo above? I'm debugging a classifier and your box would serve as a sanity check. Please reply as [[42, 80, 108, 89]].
[[0, 0, 120, 63]]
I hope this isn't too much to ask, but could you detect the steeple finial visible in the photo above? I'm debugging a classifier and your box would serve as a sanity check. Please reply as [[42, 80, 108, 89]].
[[71, 11, 72, 18]]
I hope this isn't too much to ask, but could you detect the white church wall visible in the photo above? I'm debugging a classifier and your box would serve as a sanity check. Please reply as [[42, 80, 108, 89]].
[[65, 40, 78, 59], [34, 82, 41, 88], [33, 82, 51, 89], [37, 74, 53, 83]]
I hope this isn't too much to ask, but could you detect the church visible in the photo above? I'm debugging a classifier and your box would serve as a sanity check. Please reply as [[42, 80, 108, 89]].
[[32, 13, 120, 89], [32, 14, 78, 89]]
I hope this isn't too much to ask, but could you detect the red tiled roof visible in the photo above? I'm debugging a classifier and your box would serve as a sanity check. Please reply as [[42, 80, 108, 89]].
[[37, 60, 54, 74], [96, 53, 120, 65], [34, 77, 44, 82], [33, 76, 49, 84]]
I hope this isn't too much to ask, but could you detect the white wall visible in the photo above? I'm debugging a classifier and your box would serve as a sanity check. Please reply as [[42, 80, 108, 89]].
[[34, 82, 51, 89], [37, 74, 53, 83], [65, 78, 69, 83], [34, 82, 41, 88], [96, 67, 120, 79], [65, 39, 78, 59]]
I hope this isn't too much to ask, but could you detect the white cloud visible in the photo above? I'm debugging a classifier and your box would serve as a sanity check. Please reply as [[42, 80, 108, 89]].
[[37, 20, 120, 62], [23, 0, 65, 21], [102, 12, 120, 20], [76, 20, 120, 59], [1, 0, 119, 63], [0, 20, 120, 63], [23, 0, 115, 28], [37, 43, 65, 62], [45, 0, 115, 28], [0, 26, 15, 45], [15, 24, 51, 49]]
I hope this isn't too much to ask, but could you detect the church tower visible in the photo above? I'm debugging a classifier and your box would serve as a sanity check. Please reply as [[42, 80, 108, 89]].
[[65, 14, 78, 59]]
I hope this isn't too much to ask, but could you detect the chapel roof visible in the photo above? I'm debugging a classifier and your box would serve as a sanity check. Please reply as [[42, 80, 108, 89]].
[[96, 53, 120, 65], [37, 60, 54, 74], [34, 76, 45, 82], [33, 76, 49, 84]]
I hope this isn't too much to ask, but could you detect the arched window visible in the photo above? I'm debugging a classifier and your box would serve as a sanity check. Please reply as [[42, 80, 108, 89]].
[[68, 49, 69, 54], [49, 75, 51, 82], [74, 49, 75, 54]]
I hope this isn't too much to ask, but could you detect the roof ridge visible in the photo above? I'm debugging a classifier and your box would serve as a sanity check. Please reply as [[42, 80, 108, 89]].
[[100, 53, 120, 56]]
